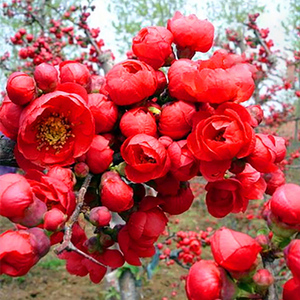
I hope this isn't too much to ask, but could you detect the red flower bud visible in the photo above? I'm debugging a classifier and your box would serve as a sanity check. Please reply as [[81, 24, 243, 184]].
[[0, 228, 50, 277], [87, 93, 118, 134], [283, 278, 300, 300], [85, 135, 114, 174], [211, 227, 262, 273], [270, 184, 300, 228], [43, 208, 67, 231], [59, 61, 91, 91], [120, 107, 157, 138], [253, 269, 274, 287], [263, 169, 285, 195], [158, 101, 196, 140], [246, 105, 264, 127], [100, 171, 134, 213], [0, 95, 23, 140], [74, 162, 89, 178], [185, 260, 222, 300], [105, 60, 157, 106], [6, 72, 37, 105], [132, 26, 174, 69], [89, 206, 112, 227], [168, 11, 214, 53], [285, 240, 300, 283], [34, 63, 59, 92]]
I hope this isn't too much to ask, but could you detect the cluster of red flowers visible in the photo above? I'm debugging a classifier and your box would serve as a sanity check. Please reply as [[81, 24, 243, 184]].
[[2, 0, 111, 73], [1, 9, 300, 300]]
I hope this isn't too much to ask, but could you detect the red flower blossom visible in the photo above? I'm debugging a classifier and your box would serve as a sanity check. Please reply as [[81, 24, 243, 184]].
[[6, 72, 37, 105], [59, 61, 91, 92], [205, 178, 247, 218], [85, 135, 114, 174], [121, 133, 171, 183], [105, 60, 157, 106], [34, 63, 58, 92], [132, 26, 174, 69], [0, 96, 23, 140], [120, 107, 157, 138], [167, 140, 199, 181], [100, 171, 134, 213], [17, 90, 94, 167], [185, 260, 222, 300], [285, 240, 300, 284], [87, 93, 118, 134], [270, 184, 300, 229], [283, 278, 300, 300], [187, 102, 255, 164], [210, 227, 262, 273], [0, 228, 50, 277], [158, 101, 196, 140], [168, 11, 214, 53]]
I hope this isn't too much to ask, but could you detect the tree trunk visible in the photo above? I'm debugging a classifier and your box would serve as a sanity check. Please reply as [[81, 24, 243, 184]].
[[119, 269, 139, 300]]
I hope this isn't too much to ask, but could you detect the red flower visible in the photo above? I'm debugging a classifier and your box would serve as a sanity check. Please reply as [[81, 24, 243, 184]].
[[283, 278, 300, 300], [121, 133, 171, 183], [87, 93, 118, 134], [159, 181, 194, 215], [168, 50, 255, 104], [85, 135, 114, 174], [246, 134, 285, 173], [6, 72, 37, 105], [205, 178, 247, 218], [34, 63, 58, 92], [89, 206, 112, 227], [0, 173, 33, 222], [167, 140, 199, 181], [168, 11, 214, 53], [187, 102, 255, 163], [210, 227, 262, 273], [0, 96, 23, 140], [28, 171, 76, 217], [263, 169, 285, 195], [270, 184, 300, 229], [158, 101, 196, 140], [132, 26, 174, 69], [100, 171, 134, 213], [0, 229, 50, 277], [185, 260, 222, 300], [120, 107, 157, 138], [285, 240, 300, 284], [17, 90, 94, 167], [59, 61, 91, 92], [105, 60, 157, 106]]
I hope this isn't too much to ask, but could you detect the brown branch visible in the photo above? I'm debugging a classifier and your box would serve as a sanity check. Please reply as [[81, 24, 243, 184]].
[[54, 173, 106, 268]]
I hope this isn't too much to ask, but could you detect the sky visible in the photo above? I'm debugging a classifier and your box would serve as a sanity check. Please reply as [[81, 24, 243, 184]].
[[90, 0, 291, 63]]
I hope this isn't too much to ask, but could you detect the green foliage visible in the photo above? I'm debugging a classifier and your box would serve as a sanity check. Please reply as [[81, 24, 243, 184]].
[[281, 0, 300, 50], [38, 257, 65, 270], [103, 286, 121, 300], [107, 0, 185, 53], [205, 0, 265, 38]]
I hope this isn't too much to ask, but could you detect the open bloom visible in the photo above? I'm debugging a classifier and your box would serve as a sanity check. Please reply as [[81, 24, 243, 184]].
[[121, 133, 171, 183], [17, 90, 94, 167]]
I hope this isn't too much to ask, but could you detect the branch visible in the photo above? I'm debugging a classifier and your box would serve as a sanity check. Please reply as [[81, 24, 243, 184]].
[[54, 174, 106, 268], [0, 137, 17, 167], [261, 255, 279, 300]]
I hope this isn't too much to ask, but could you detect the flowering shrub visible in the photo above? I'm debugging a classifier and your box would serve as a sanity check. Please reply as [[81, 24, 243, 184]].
[[0, 6, 300, 300]]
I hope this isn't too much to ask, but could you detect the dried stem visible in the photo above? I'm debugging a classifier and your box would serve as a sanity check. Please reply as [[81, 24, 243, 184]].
[[54, 174, 106, 268], [0, 137, 17, 167]]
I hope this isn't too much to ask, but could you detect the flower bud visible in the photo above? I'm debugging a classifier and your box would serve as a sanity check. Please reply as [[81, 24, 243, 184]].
[[210, 227, 262, 273], [44, 208, 67, 232], [89, 206, 112, 227], [6, 72, 37, 105], [34, 63, 59, 92], [284, 240, 300, 283], [253, 269, 274, 288], [85, 135, 114, 174], [74, 162, 89, 178], [246, 105, 264, 127], [100, 171, 134, 213]]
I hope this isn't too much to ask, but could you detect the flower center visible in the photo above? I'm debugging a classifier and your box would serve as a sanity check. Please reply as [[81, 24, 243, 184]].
[[36, 113, 74, 152], [214, 130, 226, 142]]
